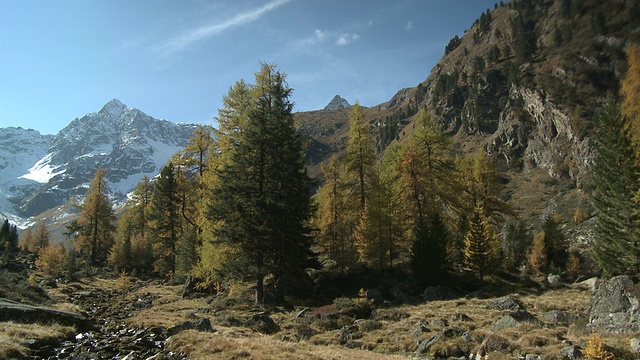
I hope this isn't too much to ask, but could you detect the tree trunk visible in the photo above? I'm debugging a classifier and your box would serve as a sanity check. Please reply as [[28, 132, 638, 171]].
[[256, 275, 264, 305]]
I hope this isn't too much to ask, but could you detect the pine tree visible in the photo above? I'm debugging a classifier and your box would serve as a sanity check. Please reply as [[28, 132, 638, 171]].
[[622, 44, 640, 155], [411, 210, 449, 284], [464, 204, 498, 280], [0, 219, 18, 263], [148, 163, 182, 277], [73, 168, 115, 265], [501, 219, 531, 271], [592, 100, 640, 275], [110, 176, 153, 274], [207, 63, 315, 304]]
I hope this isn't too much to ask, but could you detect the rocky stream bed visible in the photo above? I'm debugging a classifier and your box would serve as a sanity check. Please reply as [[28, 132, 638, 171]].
[[29, 283, 189, 360]]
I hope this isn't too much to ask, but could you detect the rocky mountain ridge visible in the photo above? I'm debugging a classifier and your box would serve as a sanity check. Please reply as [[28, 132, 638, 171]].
[[298, 0, 638, 232], [323, 95, 351, 111], [0, 99, 196, 227]]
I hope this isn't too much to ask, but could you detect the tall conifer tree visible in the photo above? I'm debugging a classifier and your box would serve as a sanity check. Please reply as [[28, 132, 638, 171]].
[[207, 63, 315, 304], [73, 168, 115, 265], [149, 163, 182, 276], [592, 100, 640, 275]]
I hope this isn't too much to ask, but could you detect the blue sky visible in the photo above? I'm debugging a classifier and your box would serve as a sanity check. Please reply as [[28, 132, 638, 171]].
[[1, 0, 498, 135]]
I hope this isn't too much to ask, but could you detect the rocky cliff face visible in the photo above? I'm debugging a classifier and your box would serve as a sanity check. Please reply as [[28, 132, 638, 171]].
[[299, 0, 637, 229], [0, 99, 196, 222]]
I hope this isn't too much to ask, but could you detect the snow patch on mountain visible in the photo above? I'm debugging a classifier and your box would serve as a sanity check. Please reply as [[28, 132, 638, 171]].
[[19, 153, 66, 183]]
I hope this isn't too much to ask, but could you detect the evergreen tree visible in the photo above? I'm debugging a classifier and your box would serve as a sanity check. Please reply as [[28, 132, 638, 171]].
[[464, 204, 498, 280], [73, 168, 115, 265], [0, 219, 18, 263], [623, 44, 640, 155], [500, 219, 531, 271], [110, 176, 153, 274], [592, 100, 640, 275], [149, 163, 182, 276], [207, 63, 315, 304], [411, 210, 449, 284], [195, 80, 253, 287], [542, 215, 568, 270]]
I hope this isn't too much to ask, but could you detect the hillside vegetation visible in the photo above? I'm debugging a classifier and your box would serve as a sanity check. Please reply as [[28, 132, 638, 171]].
[[2, 0, 640, 358]]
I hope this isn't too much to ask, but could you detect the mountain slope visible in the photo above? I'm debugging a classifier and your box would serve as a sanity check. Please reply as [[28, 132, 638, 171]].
[[298, 0, 638, 232], [1, 99, 196, 226]]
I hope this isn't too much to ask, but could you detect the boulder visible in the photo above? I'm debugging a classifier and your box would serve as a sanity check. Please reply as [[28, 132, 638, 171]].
[[167, 318, 212, 335], [423, 286, 457, 302], [576, 277, 598, 291], [491, 310, 541, 332], [471, 334, 512, 358], [547, 274, 562, 286], [559, 345, 582, 359], [414, 327, 465, 354], [363, 288, 384, 304], [630, 338, 640, 353], [0, 297, 92, 331], [542, 310, 580, 324], [245, 312, 279, 334], [589, 275, 640, 332], [486, 295, 524, 311]]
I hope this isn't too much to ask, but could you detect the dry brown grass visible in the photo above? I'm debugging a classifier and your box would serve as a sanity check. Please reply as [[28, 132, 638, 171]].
[[0, 321, 75, 359], [168, 329, 407, 360], [34, 276, 640, 359], [126, 283, 211, 328]]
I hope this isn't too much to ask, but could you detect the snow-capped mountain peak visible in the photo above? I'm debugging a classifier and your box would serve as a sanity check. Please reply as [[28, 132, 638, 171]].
[[0, 100, 198, 225]]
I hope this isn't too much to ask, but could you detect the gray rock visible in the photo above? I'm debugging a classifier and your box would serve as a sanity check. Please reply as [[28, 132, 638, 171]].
[[364, 288, 384, 304], [393, 287, 411, 304], [423, 286, 457, 302], [167, 318, 213, 335], [559, 345, 582, 359], [525, 354, 543, 360], [589, 275, 640, 332], [487, 295, 524, 311], [547, 274, 562, 286], [492, 311, 541, 332], [414, 327, 465, 354], [415, 331, 443, 354], [542, 310, 579, 324], [575, 277, 598, 291], [0, 297, 92, 331], [245, 312, 279, 334], [630, 338, 640, 353], [474, 334, 512, 357]]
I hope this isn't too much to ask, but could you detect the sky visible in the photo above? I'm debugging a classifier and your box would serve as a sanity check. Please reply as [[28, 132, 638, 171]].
[[0, 0, 499, 135]]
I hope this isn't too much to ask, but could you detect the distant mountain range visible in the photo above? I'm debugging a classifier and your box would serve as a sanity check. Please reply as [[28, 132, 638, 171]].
[[0, 96, 351, 232], [0, 99, 197, 227]]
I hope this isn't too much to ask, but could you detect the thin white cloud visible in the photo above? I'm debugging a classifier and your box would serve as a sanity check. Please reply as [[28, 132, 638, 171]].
[[155, 0, 292, 55], [406, 21, 413, 31], [336, 33, 360, 46]]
